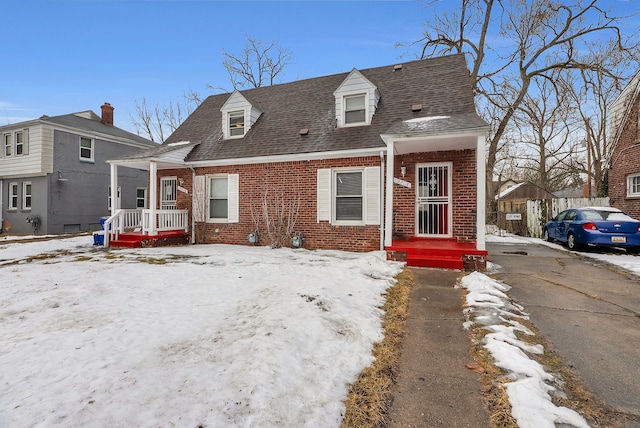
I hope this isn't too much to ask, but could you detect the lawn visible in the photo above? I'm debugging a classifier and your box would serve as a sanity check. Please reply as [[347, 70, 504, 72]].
[[0, 237, 402, 427]]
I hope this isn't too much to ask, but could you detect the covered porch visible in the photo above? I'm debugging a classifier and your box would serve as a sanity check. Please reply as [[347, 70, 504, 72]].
[[104, 143, 196, 248], [381, 122, 488, 270]]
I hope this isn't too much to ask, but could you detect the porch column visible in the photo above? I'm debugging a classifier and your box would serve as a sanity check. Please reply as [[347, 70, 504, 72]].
[[149, 160, 158, 236], [476, 134, 486, 251], [110, 163, 118, 216], [384, 139, 395, 247]]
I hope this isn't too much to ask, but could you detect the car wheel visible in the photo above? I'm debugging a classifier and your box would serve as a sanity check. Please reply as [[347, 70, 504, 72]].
[[567, 233, 580, 251], [544, 228, 552, 242]]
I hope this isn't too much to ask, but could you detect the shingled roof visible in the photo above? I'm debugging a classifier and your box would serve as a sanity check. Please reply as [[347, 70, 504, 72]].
[[120, 54, 487, 164]]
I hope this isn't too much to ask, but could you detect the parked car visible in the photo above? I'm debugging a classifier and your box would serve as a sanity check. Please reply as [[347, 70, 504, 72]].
[[544, 207, 640, 252]]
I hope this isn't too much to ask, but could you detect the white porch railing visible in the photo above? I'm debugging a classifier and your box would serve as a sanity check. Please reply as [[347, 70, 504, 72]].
[[103, 209, 189, 247], [141, 209, 189, 234]]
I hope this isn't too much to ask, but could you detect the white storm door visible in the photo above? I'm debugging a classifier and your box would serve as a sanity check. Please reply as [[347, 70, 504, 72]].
[[160, 177, 177, 210], [416, 162, 452, 237]]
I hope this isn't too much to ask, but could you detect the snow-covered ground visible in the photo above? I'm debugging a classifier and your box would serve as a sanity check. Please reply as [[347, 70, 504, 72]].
[[2, 233, 637, 427], [0, 237, 402, 427]]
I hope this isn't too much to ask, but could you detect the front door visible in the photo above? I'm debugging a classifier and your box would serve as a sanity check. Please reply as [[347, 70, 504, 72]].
[[416, 162, 452, 237], [160, 177, 177, 210]]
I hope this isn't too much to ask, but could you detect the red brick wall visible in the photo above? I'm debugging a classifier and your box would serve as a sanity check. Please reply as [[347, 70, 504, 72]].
[[609, 96, 640, 219], [392, 150, 478, 241], [156, 149, 478, 251]]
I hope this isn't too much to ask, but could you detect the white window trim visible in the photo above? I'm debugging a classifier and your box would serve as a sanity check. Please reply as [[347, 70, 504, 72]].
[[342, 92, 369, 127], [136, 187, 148, 209], [4, 133, 13, 157], [15, 130, 26, 156], [22, 181, 32, 210], [227, 110, 246, 139], [79, 136, 94, 162], [108, 186, 121, 211], [627, 173, 640, 197], [206, 173, 239, 223], [333, 168, 365, 225], [317, 167, 380, 225], [8, 182, 18, 210]]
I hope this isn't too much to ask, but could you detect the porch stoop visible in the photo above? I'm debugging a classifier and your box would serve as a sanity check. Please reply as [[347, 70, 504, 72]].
[[109, 230, 190, 248], [386, 238, 488, 271]]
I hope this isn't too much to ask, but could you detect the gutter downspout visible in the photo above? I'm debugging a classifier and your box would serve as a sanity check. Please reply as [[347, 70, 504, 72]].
[[379, 151, 385, 251], [0, 179, 3, 233], [189, 165, 196, 245]]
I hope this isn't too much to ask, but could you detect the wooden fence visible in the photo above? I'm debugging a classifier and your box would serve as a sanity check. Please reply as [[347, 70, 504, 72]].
[[498, 197, 610, 238]]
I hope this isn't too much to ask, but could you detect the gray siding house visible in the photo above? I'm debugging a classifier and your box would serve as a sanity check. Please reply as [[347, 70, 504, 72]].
[[0, 103, 155, 235]]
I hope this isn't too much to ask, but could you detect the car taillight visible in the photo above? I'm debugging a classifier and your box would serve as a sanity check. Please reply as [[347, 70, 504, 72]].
[[582, 222, 598, 231], [637, 224, 640, 232]]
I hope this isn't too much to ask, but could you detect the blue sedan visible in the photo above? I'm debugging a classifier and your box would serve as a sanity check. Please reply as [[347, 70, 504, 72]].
[[544, 207, 640, 252]]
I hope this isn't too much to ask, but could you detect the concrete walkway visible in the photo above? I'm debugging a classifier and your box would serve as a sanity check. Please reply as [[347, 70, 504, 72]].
[[387, 268, 490, 427]]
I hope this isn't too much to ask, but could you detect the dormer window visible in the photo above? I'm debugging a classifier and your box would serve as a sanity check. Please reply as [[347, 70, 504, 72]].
[[344, 94, 367, 125], [229, 111, 245, 137], [221, 91, 262, 139], [333, 69, 380, 128]]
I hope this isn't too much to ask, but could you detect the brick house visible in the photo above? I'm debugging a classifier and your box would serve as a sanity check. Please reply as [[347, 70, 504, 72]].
[[608, 71, 640, 219], [107, 54, 489, 269]]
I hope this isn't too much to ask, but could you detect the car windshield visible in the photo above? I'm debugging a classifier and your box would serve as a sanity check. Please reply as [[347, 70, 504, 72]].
[[582, 210, 634, 221]]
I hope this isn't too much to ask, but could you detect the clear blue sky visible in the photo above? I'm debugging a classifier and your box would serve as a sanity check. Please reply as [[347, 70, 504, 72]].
[[2, 0, 638, 135]]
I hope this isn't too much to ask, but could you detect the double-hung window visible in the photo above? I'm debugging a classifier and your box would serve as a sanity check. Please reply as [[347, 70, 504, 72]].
[[628, 174, 640, 197], [136, 188, 148, 208], [15, 131, 24, 155], [209, 177, 229, 220], [344, 94, 366, 125], [335, 171, 363, 222], [80, 137, 93, 161], [317, 167, 380, 226], [8, 182, 18, 210], [4, 133, 12, 157], [22, 182, 32, 210], [229, 111, 245, 137]]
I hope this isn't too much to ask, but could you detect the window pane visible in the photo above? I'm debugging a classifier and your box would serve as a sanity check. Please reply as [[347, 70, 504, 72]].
[[336, 172, 362, 196], [345, 95, 366, 124], [210, 199, 228, 218], [209, 177, 228, 219], [229, 112, 244, 136], [633, 176, 640, 194], [210, 177, 228, 198], [336, 197, 362, 220], [345, 95, 365, 110]]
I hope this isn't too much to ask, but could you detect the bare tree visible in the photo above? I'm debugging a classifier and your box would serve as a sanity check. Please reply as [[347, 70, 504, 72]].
[[509, 72, 582, 191], [131, 91, 202, 143], [406, 0, 637, 219], [220, 35, 293, 90]]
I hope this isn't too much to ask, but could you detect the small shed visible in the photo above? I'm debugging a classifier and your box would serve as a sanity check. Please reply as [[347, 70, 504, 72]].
[[496, 181, 556, 235]]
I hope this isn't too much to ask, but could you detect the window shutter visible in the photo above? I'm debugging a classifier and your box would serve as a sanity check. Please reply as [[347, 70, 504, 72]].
[[23, 129, 29, 155], [228, 173, 239, 223], [364, 166, 381, 225], [317, 169, 331, 222], [193, 175, 206, 222]]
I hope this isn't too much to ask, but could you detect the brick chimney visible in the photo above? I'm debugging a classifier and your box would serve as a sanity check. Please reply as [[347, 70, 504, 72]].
[[101, 102, 114, 126]]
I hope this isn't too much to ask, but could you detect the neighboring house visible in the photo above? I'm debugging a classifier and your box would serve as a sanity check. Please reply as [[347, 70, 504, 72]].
[[608, 71, 640, 219], [0, 103, 155, 234], [496, 181, 557, 201], [107, 54, 490, 269]]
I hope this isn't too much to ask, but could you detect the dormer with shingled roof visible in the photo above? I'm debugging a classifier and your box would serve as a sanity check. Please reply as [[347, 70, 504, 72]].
[[333, 69, 380, 128], [220, 91, 262, 139]]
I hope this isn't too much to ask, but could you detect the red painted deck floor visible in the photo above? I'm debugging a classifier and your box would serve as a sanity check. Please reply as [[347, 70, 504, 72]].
[[109, 230, 189, 248], [386, 238, 488, 270]]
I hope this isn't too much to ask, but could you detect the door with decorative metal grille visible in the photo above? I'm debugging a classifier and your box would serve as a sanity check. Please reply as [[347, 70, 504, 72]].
[[416, 163, 452, 237], [160, 177, 177, 210]]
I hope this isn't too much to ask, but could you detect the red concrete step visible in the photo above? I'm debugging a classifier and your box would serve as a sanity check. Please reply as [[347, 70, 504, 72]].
[[109, 239, 142, 248], [407, 255, 464, 270]]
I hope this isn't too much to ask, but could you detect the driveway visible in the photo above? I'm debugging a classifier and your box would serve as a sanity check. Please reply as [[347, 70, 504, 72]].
[[488, 242, 640, 425]]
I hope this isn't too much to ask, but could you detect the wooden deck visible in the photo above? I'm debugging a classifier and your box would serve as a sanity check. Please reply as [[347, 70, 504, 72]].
[[386, 238, 488, 270]]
